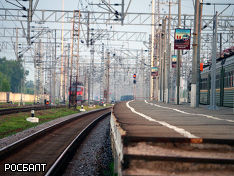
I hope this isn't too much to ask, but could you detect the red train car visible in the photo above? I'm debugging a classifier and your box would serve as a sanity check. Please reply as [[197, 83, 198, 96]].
[[69, 82, 84, 106]]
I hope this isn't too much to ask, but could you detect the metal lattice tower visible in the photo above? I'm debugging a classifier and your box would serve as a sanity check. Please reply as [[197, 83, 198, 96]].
[[104, 50, 110, 103], [70, 10, 81, 81], [45, 31, 53, 102], [100, 43, 105, 100], [34, 39, 44, 103], [69, 10, 81, 107]]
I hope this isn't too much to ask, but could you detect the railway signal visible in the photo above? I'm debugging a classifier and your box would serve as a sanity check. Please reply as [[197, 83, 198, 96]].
[[200, 63, 203, 71], [133, 74, 136, 84]]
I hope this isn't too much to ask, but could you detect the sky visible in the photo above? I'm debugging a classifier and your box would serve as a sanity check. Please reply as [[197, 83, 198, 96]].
[[32, 0, 234, 15], [0, 0, 233, 81]]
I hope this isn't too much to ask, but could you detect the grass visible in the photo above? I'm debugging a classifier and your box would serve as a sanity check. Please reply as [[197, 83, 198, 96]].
[[0, 105, 110, 139], [0, 102, 34, 109], [103, 160, 117, 176], [0, 102, 34, 105]]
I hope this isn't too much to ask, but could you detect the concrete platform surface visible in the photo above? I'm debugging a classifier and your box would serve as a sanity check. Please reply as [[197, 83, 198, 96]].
[[111, 101, 234, 176], [111, 100, 234, 175], [113, 100, 234, 139]]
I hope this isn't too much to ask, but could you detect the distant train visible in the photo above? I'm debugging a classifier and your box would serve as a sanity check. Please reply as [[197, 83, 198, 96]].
[[69, 81, 84, 106], [120, 95, 134, 101], [200, 53, 234, 107]]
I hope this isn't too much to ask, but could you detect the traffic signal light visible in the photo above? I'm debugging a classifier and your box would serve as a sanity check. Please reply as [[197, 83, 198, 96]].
[[133, 74, 136, 84], [200, 63, 203, 71]]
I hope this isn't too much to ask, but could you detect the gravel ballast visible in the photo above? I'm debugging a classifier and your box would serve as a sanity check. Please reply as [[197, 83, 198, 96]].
[[0, 110, 113, 175], [63, 116, 113, 176]]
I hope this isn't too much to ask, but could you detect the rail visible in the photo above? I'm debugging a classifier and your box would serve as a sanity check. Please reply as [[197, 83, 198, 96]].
[[0, 108, 111, 175], [0, 105, 66, 115]]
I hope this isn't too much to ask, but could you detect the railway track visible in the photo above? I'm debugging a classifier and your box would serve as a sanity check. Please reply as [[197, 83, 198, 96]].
[[0, 108, 111, 176], [0, 105, 66, 116]]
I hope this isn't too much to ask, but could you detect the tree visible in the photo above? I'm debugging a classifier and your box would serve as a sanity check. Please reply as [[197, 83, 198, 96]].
[[0, 57, 27, 93], [0, 72, 10, 91], [25, 80, 34, 94]]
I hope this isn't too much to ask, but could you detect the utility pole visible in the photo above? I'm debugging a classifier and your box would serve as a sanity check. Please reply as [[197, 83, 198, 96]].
[[41, 40, 44, 104], [150, 0, 156, 100], [69, 10, 81, 107], [209, 11, 218, 110], [63, 48, 67, 103], [15, 28, 19, 61], [162, 18, 166, 102], [148, 39, 151, 100], [114, 52, 116, 101], [166, 1, 171, 103], [220, 33, 222, 58], [60, 0, 65, 103], [90, 34, 95, 101], [83, 66, 87, 100], [157, 0, 176, 103], [196, 2, 203, 107], [176, 0, 181, 105], [49, 42, 52, 104], [191, 0, 200, 107], [91, 47, 94, 101], [90, 29, 95, 102], [66, 44, 70, 102], [87, 12, 90, 47], [69, 14, 74, 107], [53, 30, 57, 105], [76, 13, 81, 107], [27, 0, 32, 44], [106, 51, 110, 103], [141, 48, 144, 100], [36, 39, 44, 104], [159, 27, 162, 101], [100, 43, 104, 100], [135, 52, 138, 100], [156, 0, 161, 101], [88, 66, 91, 105], [121, 0, 125, 25]]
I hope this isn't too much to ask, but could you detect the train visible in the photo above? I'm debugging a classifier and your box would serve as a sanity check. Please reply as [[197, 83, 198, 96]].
[[200, 51, 234, 107], [69, 81, 85, 106], [120, 95, 134, 101]]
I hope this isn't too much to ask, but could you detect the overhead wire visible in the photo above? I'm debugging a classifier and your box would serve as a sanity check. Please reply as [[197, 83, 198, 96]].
[[123, 0, 132, 19], [0, 0, 24, 58], [5, 0, 25, 9], [32, 0, 39, 16], [100, 0, 116, 13], [0, 1, 19, 27]]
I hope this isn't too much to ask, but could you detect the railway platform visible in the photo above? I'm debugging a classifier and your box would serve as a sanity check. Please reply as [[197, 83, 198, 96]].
[[111, 100, 234, 175]]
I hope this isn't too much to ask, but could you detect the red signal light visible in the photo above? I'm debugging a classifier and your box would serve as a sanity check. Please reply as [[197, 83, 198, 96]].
[[133, 74, 136, 78], [200, 63, 203, 71]]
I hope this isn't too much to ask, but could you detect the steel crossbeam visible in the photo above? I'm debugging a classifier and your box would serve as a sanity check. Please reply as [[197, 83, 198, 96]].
[[0, 27, 148, 42], [1, 8, 234, 29]]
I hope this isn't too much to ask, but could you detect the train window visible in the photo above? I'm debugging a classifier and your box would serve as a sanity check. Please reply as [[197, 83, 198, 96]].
[[224, 72, 228, 88], [224, 71, 234, 88], [216, 74, 220, 89], [232, 70, 234, 87], [70, 87, 83, 91], [200, 78, 208, 90]]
